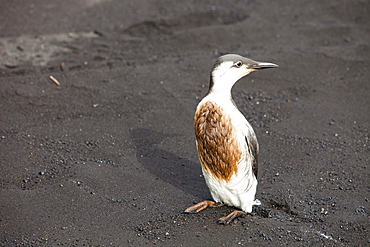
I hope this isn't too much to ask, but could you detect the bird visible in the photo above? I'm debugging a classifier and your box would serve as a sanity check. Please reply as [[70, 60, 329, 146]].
[[185, 54, 278, 224]]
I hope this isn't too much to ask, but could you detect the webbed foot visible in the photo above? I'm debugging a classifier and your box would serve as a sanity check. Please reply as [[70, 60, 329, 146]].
[[184, 200, 223, 213], [217, 210, 245, 225]]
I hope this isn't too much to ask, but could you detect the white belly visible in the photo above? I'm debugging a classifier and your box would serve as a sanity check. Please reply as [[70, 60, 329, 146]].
[[202, 165, 258, 213]]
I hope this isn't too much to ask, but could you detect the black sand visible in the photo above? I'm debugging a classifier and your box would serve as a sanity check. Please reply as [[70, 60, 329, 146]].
[[1, 1, 369, 246]]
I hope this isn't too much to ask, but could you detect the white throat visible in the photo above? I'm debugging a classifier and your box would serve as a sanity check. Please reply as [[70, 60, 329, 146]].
[[208, 64, 254, 98]]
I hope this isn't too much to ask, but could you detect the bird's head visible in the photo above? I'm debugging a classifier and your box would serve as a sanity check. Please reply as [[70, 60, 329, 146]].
[[208, 54, 278, 94]]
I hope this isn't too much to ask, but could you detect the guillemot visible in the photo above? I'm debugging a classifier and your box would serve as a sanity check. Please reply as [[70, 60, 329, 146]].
[[185, 54, 278, 224]]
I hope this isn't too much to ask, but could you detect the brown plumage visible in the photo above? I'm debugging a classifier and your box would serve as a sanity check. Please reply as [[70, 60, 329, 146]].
[[194, 101, 241, 182]]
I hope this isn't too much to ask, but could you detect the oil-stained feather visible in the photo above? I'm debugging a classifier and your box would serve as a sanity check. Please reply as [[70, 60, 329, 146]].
[[194, 102, 241, 182]]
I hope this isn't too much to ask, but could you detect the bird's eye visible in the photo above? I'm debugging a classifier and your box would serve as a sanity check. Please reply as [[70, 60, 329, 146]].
[[234, 61, 243, 68]]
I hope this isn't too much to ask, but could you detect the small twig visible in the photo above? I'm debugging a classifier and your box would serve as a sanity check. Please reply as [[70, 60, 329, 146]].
[[49, 75, 60, 86]]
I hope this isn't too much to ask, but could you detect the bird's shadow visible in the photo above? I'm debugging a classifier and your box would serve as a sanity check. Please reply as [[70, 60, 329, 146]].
[[129, 128, 295, 220], [129, 128, 210, 199]]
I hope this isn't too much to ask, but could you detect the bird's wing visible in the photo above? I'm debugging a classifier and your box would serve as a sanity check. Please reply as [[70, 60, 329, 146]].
[[244, 128, 259, 178]]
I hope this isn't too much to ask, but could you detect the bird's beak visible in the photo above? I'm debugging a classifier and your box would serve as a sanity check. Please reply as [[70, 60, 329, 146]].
[[253, 62, 279, 70]]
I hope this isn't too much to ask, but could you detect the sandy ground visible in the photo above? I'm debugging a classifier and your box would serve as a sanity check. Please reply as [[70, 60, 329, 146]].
[[0, 0, 369, 246]]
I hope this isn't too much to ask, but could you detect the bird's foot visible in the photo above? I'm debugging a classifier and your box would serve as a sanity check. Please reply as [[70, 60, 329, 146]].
[[184, 200, 223, 213], [217, 210, 245, 225]]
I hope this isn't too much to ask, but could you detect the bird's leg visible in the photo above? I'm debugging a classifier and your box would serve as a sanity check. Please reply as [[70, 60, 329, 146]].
[[184, 200, 223, 213], [218, 210, 245, 225]]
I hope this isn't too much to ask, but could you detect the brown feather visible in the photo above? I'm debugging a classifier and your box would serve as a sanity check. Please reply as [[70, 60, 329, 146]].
[[194, 101, 241, 182]]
